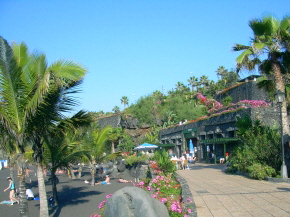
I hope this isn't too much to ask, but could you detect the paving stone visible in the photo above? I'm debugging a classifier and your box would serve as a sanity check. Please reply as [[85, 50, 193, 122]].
[[178, 163, 290, 217]]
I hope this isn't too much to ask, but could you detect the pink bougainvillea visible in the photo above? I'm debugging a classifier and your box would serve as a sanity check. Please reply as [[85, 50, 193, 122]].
[[238, 100, 269, 108]]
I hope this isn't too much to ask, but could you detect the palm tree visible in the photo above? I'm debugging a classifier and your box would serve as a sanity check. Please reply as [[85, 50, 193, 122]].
[[188, 76, 199, 92], [121, 96, 129, 109], [216, 66, 228, 80], [0, 37, 87, 217], [42, 111, 92, 205], [112, 106, 120, 114], [82, 125, 112, 185], [108, 127, 123, 153], [199, 76, 209, 90], [233, 14, 290, 163]]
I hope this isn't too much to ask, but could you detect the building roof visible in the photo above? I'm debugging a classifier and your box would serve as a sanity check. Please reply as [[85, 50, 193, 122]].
[[238, 75, 261, 82]]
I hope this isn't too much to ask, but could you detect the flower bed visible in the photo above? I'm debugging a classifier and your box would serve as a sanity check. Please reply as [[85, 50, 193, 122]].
[[91, 159, 196, 217]]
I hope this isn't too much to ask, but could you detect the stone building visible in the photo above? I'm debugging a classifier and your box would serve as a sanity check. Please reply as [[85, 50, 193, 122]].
[[159, 75, 283, 163]]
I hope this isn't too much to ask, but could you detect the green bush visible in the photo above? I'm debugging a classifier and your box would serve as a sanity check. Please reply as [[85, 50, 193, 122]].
[[247, 163, 266, 180], [232, 115, 282, 174], [124, 155, 148, 166], [153, 149, 176, 175], [222, 95, 232, 106], [247, 163, 276, 180], [229, 147, 257, 172], [264, 165, 276, 177]]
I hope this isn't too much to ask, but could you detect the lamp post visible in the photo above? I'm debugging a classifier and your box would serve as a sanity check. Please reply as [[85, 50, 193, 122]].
[[275, 90, 288, 178]]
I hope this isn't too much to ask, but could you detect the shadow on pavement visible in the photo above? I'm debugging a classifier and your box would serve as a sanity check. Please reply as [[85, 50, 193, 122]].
[[48, 186, 103, 217], [189, 163, 225, 170], [277, 187, 290, 191]]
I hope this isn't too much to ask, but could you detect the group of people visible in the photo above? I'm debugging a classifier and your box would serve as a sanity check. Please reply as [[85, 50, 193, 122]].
[[84, 175, 132, 185], [4, 177, 35, 205], [171, 152, 196, 163], [170, 151, 197, 170]]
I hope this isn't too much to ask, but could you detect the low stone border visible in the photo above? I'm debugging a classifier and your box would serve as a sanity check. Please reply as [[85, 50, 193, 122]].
[[265, 177, 290, 183], [226, 170, 290, 183], [175, 173, 197, 217]]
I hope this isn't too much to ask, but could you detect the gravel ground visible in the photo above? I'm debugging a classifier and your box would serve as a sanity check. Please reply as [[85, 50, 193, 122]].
[[0, 165, 134, 217]]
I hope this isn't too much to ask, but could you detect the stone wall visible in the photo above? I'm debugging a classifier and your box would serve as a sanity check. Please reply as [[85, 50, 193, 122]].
[[214, 81, 271, 103], [97, 115, 122, 128]]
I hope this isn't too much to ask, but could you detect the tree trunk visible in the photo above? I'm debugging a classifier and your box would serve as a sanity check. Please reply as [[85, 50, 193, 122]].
[[50, 174, 59, 205], [10, 166, 14, 181], [111, 141, 115, 153], [90, 163, 95, 186], [37, 163, 49, 217], [77, 165, 82, 178], [18, 169, 29, 217], [272, 62, 290, 137], [69, 163, 76, 179]]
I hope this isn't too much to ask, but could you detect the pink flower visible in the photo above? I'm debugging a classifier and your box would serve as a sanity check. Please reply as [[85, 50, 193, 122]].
[[186, 198, 192, 203], [146, 186, 152, 191], [160, 198, 167, 203], [139, 181, 145, 185], [151, 194, 157, 198], [187, 208, 192, 213], [105, 194, 113, 198]]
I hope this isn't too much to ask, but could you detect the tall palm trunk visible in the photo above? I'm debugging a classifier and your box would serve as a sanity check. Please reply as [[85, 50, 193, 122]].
[[69, 163, 76, 179], [90, 163, 95, 186], [272, 61, 290, 168], [77, 164, 83, 178], [111, 141, 115, 153], [33, 138, 49, 217], [37, 163, 49, 217], [8, 160, 15, 181], [17, 163, 29, 217], [272, 61, 290, 137], [50, 173, 59, 205]]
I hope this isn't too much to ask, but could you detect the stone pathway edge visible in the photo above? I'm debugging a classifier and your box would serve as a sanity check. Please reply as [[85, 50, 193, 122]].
[[175, 173, 197, 217]]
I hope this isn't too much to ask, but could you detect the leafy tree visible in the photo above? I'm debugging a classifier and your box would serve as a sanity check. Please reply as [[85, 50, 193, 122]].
[[0, 37, 86, 217], [188, 76, 199, 92], [82, 125, 113, 185], [216, 66, 228, 80], [107, 127, 123, 153], [118, 134, 135, 152], [231, 115, 282, 172], [42, 111, 92, 205], [233, 14, 290, 145], [199, 75, 209, 90], [121, 96, 129, 109], [112, 106, 120, 114]]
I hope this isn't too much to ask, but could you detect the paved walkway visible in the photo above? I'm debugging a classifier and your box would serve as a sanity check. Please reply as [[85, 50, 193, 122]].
[[178, 163, 290, 217]]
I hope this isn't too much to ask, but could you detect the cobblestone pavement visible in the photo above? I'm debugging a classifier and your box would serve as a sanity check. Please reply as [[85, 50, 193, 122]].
[[178, 163, 290, 217]]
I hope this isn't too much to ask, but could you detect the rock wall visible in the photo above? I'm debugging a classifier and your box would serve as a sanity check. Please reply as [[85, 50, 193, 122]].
[[97, 115, 122, 128], [214, 81, 271, 103]]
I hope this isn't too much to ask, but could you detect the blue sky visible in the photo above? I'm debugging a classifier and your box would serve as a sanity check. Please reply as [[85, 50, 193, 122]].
[[1, 0, 289, 113]]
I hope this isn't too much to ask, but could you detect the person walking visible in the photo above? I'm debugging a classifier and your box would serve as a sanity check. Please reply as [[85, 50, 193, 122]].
[[4, 177, 19, 205]]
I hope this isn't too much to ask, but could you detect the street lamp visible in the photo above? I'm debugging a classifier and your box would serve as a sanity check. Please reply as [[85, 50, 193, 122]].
[[275, 90, 288, 178]]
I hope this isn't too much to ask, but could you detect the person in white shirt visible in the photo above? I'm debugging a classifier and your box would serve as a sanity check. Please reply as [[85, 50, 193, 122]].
[[26, 188, 34, 201], [171, 155, 178, 160]]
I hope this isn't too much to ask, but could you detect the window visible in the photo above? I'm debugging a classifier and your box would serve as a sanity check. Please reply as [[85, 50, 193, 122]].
[[208, 134, 213, 139], [228, 131, 235, 138], [216, 133, 222, 138]]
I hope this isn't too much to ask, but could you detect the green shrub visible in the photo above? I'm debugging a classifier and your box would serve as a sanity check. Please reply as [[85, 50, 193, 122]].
[[124, 155, 147, 166], [222, 95, 232, 106], [247, 163, 276, 180], [264, 165, 276, 177], [229, 147, 257, 172], [247, 163, 266, 180], [154, 149, 176, 175]]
